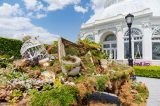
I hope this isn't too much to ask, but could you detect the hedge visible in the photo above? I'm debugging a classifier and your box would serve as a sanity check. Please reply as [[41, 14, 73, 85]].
[[134, 66, 160, 78], [0, 37, 23, 58]]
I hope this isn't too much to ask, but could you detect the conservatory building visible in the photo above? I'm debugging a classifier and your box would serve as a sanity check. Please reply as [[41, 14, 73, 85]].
[[80, 0, 160, 65]]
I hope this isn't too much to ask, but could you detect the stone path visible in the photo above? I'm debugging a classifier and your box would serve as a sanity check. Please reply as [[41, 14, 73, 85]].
[[136, 77, 160, 106]]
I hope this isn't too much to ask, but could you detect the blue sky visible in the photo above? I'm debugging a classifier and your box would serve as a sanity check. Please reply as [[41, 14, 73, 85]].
[[0, 0, 101, 43]]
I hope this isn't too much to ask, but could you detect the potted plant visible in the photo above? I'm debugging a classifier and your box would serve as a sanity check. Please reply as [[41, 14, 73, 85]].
[[61, 55, 81, 76]]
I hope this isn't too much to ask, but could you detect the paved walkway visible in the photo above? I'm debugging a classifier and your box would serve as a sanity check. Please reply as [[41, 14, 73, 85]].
[[136, 77, 160, 106]]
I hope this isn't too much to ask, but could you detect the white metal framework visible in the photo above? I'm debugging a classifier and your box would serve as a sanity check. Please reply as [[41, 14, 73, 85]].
[[20, 38, 48, 61], [124, 28, 143, 59], [152, 25, 160, 60]]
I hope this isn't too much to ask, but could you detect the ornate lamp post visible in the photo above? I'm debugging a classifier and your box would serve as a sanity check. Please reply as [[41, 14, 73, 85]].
[[125, 14, 134, 67]]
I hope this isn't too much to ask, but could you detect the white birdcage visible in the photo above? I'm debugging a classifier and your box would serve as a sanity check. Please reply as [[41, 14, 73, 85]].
[[20, 37, 48, 61]]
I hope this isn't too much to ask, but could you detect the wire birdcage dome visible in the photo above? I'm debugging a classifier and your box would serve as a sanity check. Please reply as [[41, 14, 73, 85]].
[[20, 37, 48, 61]]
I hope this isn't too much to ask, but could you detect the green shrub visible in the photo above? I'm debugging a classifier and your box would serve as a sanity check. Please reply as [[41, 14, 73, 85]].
[[0, 37, 22, 58], [30, 85, 80, 106], [134, 66, 160, 78], [0, 62, 8, 68], [12, 89, 23, 98], [132, 81, 149, 104], [96, 76, 108, 91], [50, 41, 58, 54], [65, 46, 80, 56], [42, 84, 53, 91], [78, 39, 101, 50], [91, 50, 108, 60]]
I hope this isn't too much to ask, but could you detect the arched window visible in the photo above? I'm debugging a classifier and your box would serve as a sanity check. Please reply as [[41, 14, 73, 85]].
[[124, 28, 143, 59], [152, 25, 160, 60], [104, 34, 116, 41], [86, 34, 95, 42], [103, 34, 117, 59]]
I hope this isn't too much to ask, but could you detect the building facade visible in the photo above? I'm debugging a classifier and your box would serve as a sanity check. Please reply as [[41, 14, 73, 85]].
[[80, 0, 160, 65]]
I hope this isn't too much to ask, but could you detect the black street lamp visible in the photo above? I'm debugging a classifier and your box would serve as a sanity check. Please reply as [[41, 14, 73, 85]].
[[125, 13, 134, 67]]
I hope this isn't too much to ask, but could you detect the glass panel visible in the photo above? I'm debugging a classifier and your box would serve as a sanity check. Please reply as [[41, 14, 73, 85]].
[[107, 50, 110, 58], [111, 49, 114, 59], [115, 49, 117, 59], [124, 42, 129, 59], [111, 44, 117, 48], [103, 44, 110, 48], [152, 42, 160, 60], [134, 42, 142, 59], [104, 34, 116, 41]]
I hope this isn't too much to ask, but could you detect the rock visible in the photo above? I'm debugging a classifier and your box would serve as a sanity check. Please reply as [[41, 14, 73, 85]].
[[28, 70, 41, 78], [64, 81, 75, 86], [14, 98, 29, 106], [100, 59, 108, 69], [0, 89, 7, 100], [14, 59, 30, 67], [8, 79, 25, 90], [40, 71, 55, 83], [89, 92, 120, 106], [43, 62, 50, 67], [39, 58, 50, 67], [61, 56, 81, 76]]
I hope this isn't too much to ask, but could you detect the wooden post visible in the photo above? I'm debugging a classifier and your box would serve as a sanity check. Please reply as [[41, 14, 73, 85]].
[[58, 37, 66, 63]]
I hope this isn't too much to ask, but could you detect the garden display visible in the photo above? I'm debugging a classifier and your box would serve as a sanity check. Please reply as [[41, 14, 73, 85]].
[[0, 37, 149, 106]]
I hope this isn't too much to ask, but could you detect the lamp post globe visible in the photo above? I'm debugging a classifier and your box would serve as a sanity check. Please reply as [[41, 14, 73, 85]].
[[125, 13, 134, 67]]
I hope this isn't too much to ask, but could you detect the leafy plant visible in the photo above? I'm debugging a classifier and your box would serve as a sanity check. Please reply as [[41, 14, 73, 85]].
[[42, 84, 53, 91], [78, 39, 101, 50], [65, 46, 80, 56], [51, 41, 58, 54], [132, 81, 149, 104], [12, 89, 23, 97], [0, 62, 8, 68], [91, 50, 108, 60], [96, 76, 108, 91]]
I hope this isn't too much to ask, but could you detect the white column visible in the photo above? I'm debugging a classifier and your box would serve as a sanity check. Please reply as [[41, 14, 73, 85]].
[[116, 25, 124, 60], [94, 31, 100, 43], [142, 22, 152, 60]]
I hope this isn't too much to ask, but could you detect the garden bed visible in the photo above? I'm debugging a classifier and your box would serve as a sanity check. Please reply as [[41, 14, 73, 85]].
[[0, 38, 149, 106]]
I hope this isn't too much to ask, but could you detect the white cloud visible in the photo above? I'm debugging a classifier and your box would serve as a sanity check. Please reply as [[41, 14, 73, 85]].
[[23, 0, 82, 18], [23, 0, 45, 11], [0, 3, 58, 44], [36, 13, 47, 19], [43, 0, 81, 11], [90, 0, 106, 13], [74, 5, 88, 14], [0, 3, 23, 17], [0, 17, 59, 44]]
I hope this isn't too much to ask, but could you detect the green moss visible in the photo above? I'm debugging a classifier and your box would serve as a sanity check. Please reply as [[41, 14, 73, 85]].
[[42, 84, 53, 91], [30, 85, 80, 106]]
